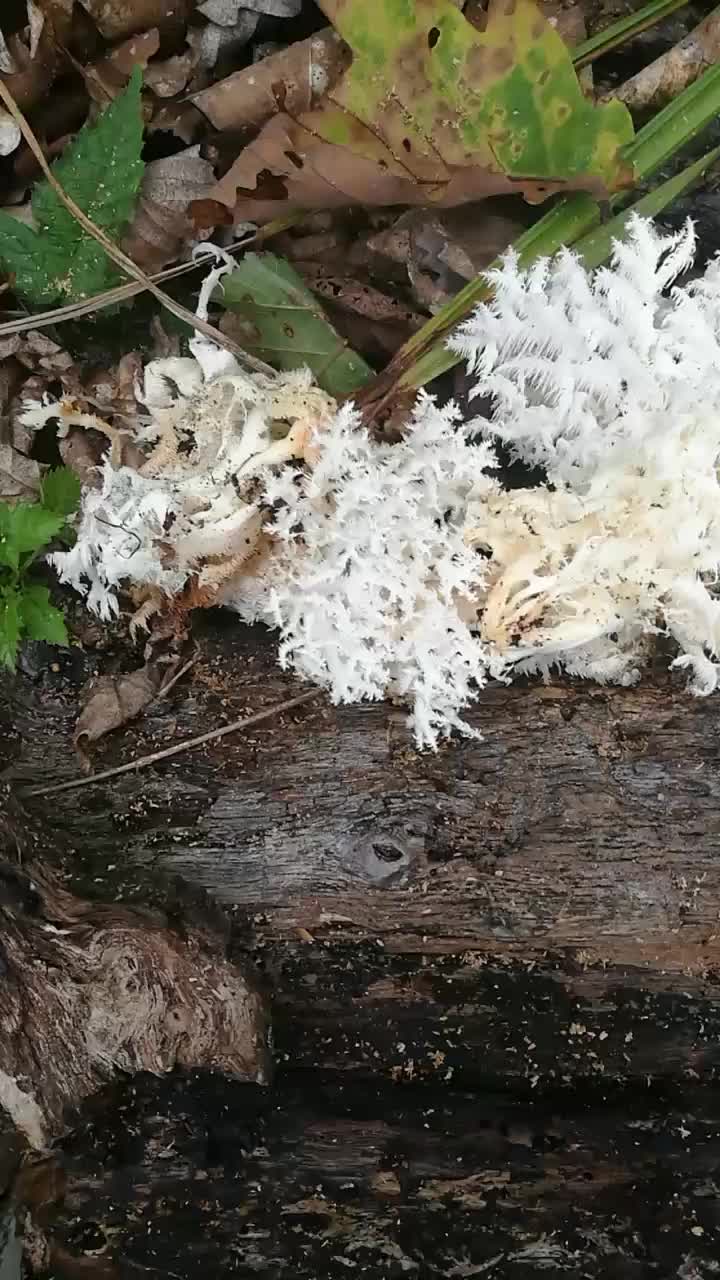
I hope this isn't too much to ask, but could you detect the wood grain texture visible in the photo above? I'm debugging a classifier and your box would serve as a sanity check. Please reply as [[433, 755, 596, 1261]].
[[2, 619, 720, 1092]]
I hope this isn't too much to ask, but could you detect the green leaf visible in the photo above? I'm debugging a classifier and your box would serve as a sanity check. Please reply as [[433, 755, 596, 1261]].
[[315, 0, 634, 195], [19, 583, 68, 645], [41, 466, 82, 517], [0, 69, 144, 305], [0, 504, 19, 571], [0, 586, 21, 670], [0, 214, 61, 308], [221, 254, 374, 397], [0, 504, 65, 571], [363, 60, 720, 400]]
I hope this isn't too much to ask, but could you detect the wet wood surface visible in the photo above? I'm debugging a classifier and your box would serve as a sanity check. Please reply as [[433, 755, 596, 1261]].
[[2, 619, 720, 1275], [41, 1072, 720, 1280], [3, 621, 720, 1091]]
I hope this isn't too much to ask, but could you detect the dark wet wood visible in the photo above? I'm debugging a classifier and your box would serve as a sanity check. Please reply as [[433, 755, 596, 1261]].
[[3, 621, 720, 1093], [4, 620, 720, 1275], [40, 1071, 720, 1280]]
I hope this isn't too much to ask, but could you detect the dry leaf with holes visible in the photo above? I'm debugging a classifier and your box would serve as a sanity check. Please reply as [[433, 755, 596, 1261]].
[[74, 659, 178, 768], [191, 29, 349, 134], [210, 0, 632, 223], [295, 263, 423, 357], [300, 268, 424, 330], [122, 146, 216, 273]]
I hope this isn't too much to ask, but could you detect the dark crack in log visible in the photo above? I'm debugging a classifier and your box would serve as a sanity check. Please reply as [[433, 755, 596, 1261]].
[[0, 799, 270, 1150]]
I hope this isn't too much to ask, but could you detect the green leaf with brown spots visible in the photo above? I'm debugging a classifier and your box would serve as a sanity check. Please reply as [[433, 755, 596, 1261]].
[[213, 0, 634, 222], [220, 253, 374, 397]]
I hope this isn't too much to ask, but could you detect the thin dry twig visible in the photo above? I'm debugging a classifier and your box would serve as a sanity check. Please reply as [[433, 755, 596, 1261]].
[[153, 650, 199, 703], [0, 80, 275, 377], [0, 214, 305, 338], [20, 689, 320, 798]]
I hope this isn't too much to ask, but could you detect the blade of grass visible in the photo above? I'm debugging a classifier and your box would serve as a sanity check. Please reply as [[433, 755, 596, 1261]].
[[401, 145, 720, 391], [572, 143, 720, 267], [572, 0, 689, 69], [626, 57, 720, 178], [357, 59, 720, 408]]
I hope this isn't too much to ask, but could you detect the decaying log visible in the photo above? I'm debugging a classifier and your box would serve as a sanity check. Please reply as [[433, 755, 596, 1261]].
[[3, 620, 720, 1274], [33, 1072, 720, 1280], [0, 802, 269, 1150], [3, 622, 720, 1094]]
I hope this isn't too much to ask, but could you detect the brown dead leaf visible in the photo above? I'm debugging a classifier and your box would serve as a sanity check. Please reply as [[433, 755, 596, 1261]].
[[147, 101, 204, 144], [57, 426, 108, 487], [368, 203, 527, 311], [82, 28, 161, 105], [77, 0, 194, 39], [1, 365, 42, 501], [304, 268, 423, 360], [212, 112, 545, 224], [144, 51, 195, 98], [74, 658, 178, 768], [121, 146, 216, 273], [32, 0, 74, 42], [299, 264, 424, 330], [149, 314, 182, 361], [0, 22, 61, 112], [209, 0, 630, 223], [190, 29, 349, 133], [1, 356, 41, 501], [12, 330, 75, 375], [189, 196, 233, 234], [85, 351, 144, 429], [16, 346, 147, 483], [0, 441, 41, 502]]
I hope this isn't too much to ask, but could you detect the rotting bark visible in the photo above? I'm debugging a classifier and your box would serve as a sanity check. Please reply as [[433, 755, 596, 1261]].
[[4, 622, 720, 1093], [0, 787, 269, 1153], [31, 1072, 720, 1280], [3, 620, 720, 1273]]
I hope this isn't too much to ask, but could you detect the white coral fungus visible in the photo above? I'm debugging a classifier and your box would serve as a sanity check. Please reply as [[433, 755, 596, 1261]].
[[39, 216, 720, 746]]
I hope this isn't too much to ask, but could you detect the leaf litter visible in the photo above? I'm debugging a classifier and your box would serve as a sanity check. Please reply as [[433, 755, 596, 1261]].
[[211, 0, 634, 220], [0, 0, 716, 756]]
